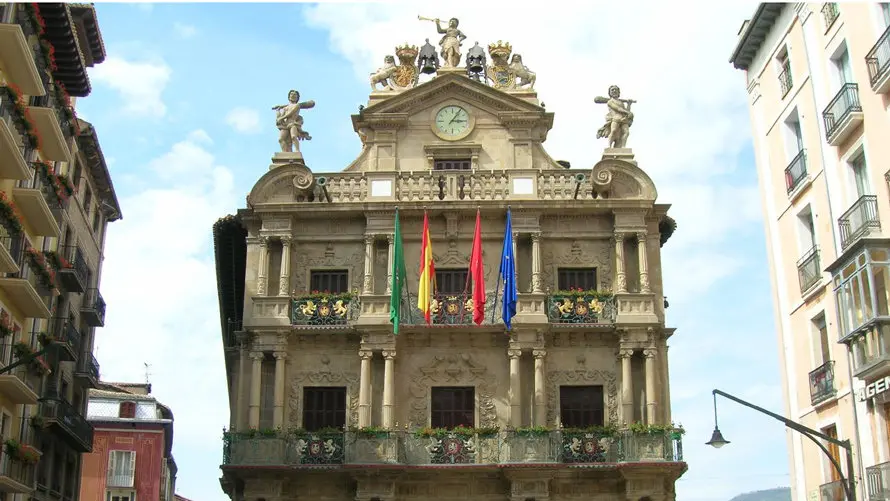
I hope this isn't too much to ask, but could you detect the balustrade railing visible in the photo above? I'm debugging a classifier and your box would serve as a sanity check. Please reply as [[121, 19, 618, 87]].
[[867, 461, 890, 501], [221, 428, 684, 467], [0, 447, 36, 487], [821, 3, 839, 30]]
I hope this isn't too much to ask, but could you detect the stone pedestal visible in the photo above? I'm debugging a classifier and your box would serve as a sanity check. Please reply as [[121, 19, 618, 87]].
[[436, 66, 468, 77], [602, 147, 636, 163], [504, 88, 540, 106], [270, 151, 304, 170]]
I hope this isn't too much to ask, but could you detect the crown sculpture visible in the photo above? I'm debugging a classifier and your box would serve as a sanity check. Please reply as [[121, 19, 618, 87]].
[[368, 16, 537, 93]]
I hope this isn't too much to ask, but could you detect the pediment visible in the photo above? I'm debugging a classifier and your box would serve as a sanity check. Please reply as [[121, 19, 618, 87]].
[[357, 72, 545, 118]]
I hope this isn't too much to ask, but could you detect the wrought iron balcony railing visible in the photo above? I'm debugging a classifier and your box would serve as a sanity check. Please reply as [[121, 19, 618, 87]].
[[779, 66, 793, 97], [867, 461, 890, 501], [81, 288, 105, 327], [291, 293, 357, 326], [797, 246, 821, 293], [75, 352, 100, 382], [402, 292, 503, 326], [838, 195, 880, 250], [221, 428, 684, 467], [38, 397, 94, 453], [0, 446, 36, 488], [822, 83, 861, 142], [866, 25, 890, 90], [820, 479, 846, 501], [547, 292, 617, 325], [53, 245, 89, 293], [785, 150, 808, 193], [821, 3, 839, 30], [809, 360, 836, 405]]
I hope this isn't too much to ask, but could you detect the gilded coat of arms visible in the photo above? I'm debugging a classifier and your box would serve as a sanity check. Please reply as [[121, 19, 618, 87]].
[[390, 44, 420, 91], [486, 41, 516, 90]]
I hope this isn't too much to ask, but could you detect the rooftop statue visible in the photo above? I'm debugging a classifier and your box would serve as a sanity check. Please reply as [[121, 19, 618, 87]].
[[273, 89, 315, 153], [418, 16, 466, 68], [594, 85, 636, 149]]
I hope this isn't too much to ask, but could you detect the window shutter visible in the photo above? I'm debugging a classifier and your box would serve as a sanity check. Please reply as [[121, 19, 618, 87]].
[[125, 451, 136, 486], [107, 451, 117, 482]]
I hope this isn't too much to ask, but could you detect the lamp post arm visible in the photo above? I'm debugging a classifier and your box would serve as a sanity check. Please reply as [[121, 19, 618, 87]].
[[0, 346, 51, 375]]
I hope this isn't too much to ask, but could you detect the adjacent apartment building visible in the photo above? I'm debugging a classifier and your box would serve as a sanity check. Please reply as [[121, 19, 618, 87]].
[[730, 2, 890, 501], [81, 382, 177, 501], [214, 33, 686, 501], [0, 3, 121, 501]]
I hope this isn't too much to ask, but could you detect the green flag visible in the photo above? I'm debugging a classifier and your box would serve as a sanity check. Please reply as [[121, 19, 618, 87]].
[[390, 208, 408, 334]]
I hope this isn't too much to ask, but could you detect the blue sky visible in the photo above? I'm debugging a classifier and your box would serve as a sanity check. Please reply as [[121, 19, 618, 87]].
[[78, 2, 790, 500]]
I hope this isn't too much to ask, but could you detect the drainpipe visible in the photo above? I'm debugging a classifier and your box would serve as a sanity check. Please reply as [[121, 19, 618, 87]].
[[846, 347, 866, 501]]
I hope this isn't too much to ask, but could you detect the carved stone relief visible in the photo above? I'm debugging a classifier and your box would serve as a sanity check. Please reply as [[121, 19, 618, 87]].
[[541, 240, 612, 291], [287, 357, 359, 427], [546, 367, 619, 426], [408, 354, 498, 428], [433, 240, 494, 284], [291, 242, 363, 292]]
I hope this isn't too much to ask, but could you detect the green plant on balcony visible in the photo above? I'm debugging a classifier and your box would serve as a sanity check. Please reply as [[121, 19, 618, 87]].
[[32, 162, 67, 205], [43, 250, 72, 271], [29, 415, 45, 429], [626, 421, 685, 436], [348, 426, 392, 438], [56, 174, 75, 197], [508, 425, 552, 437], [3, 439, 38, 464], [37, 332, 55, 347], [0, 191, 24, 236], [0, 311, 12, 338], [51, 81, 79, 136], [13, 341, 50, 376], [0, 85, 39, 149], [414, 425, 500, 438], [25, 247, 58, 293], [561, 422, 620, 436]]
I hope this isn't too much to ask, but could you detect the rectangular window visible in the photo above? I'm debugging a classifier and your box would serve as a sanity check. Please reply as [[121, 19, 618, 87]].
[[883, 3, 890, 27], [797, 208, 817, 251], [557, 268, 598, 291], [823, 425, 841, 482], [791, 120, 803, 153], [834, 48, 853, 86], [302, 387, 346, 431], [430, 386, 475, 429], [83, 186, 92, 213], [433, 159, 471, 171], [106, 491, 136, 501], [309, 270, 349, 294], [851, 153, 871, 197], [107, 450, 136, 488], [118, 402, 136, 419], [259, 357, 275, 429], [776, 48, 792, 97], [435, 269, 468, 295], [559, 385, 605, 428], [813, 313, 831, 365]]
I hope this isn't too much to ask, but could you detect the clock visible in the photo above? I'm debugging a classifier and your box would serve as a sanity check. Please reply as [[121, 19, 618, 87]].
[[433, 105, 473, 140]]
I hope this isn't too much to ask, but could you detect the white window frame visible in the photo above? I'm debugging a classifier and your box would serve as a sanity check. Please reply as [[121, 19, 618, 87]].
[[106, 489, 136, 501], [796, 205, 817, 255], [107, 450, 136, 488]]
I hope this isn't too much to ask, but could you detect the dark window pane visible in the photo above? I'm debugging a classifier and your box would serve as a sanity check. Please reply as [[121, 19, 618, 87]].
[[433, 159, 471, 171], [302, 387, 347, 431], [431, 387, 474, 429], [309, 270, 349, 293], [559, 386, 604, 428], [436, 269, 469, 295], [557, 268, 598, 290]]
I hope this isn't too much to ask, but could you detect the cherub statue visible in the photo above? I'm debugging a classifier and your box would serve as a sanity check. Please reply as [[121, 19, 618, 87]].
[[594, 85, 636, 149], [509, 54, 536, 89], [370, 55, 398, 91], [419, 16, 466, 68], [272, 90, 316, 153]]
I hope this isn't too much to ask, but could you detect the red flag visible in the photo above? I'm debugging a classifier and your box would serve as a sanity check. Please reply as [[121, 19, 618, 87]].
[[469, 210, 485, 325]]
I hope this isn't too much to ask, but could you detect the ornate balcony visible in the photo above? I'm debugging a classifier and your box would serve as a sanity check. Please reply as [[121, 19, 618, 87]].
[[822, 83, 862, 146], [547, 291, 617, 325], [81, 288, 105, 327], [809, 360, 836, 405], [785, 150, 808, 195], [291, 293, 357, 327], [0, 236, 19, 275], [866, 461, 890, 501], [38, 398, 93, 453], [0, 238, 53, 319], [838, 195, 880, 250], [0, 95, 31, 181], [51, 245, 89, 294], [779, 66, 793, 98], [403, 292, 503, 326], [821, 3, 839, 31], [820, 480, 846, 501], [797, 246, 822, 293], [220, 428, 684, 468], [0, 446, 37, 492], [47, 317, 81, 362], [866, 25, 890, 94], [25, 99, 70, 163], [849, 322, 890, 380], [74, 352, 99, 388], [0, 22, 44, 96], [0, 342, 40, 406], [12, 170, 59, 238]]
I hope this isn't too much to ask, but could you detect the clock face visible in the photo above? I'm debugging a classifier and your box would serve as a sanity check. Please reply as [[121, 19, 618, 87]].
[[435, 105, 470, 137]]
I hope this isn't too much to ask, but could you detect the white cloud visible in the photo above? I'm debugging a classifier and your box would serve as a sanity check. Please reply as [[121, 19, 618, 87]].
[[96, 131, 237, 492], [224, 106, 262, 134], [304, 3, 782, 500], [174, 22, 198, 39], [89, 56, 172, 118], [129, 3, 153, 13]]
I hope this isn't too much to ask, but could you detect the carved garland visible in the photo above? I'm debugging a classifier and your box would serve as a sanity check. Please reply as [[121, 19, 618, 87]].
[[540, 240, 612, 292], [287, 368, 360, 428], [546, 368, 619, 426], [408, 354, 498, 428]]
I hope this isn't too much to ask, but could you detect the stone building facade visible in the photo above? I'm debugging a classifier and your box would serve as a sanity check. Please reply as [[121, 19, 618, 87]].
[[214, 39, 685, 501]]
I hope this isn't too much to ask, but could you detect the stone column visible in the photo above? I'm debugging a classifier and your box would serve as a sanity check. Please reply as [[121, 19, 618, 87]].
[[533, 349, 547, 425], [256, 237, 269, 296], [358, 350, 373, 427], [508, 349, 522, 426], [644, 348, 657, 425], [235, 332, 250, 430], [248, 351, 264, 428], [273, 351, 287, 428], [382, 351, 396, 428], [278, 237, 292, 297], [636, 232, 651, 293], [362, 235, 374, 294], [386, 233, 394, 294], [613, 232, 627, 293], [531, 232, 543, 293], [619, 348, 634, 424]]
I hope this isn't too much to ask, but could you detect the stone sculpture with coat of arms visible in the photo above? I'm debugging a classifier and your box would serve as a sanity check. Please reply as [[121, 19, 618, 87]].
[[485, 41, 536, 90], [370, 44, 420, 92]]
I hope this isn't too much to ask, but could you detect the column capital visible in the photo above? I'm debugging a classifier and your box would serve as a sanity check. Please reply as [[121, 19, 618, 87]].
[[507, 349, 522, 359], [359, 350, 374, 360], [618, 348, 634, 359], [383, 351, 397, 360], [273, 351, 288, 360], [613, 231, 627, 242], [364, 234, 375, 246], [530, 231, 542, 242], [635, 231, 647, 243], [280, 235, 293, 247], [532, 349, 547, 359], [258, 236, 270, 249], [249, 351, 265, 361], [643, 348, 657, 359], [386, 233, 395, 244]]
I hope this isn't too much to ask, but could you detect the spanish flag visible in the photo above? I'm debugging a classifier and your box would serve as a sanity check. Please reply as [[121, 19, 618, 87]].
[[417, 211, 436, 324]]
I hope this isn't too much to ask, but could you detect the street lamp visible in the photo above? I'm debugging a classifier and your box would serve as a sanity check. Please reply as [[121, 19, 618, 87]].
[[707, 389, 856, 501]]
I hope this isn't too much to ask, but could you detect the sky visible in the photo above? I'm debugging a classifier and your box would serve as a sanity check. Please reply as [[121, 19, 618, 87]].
[[76, 1, 790, 500]]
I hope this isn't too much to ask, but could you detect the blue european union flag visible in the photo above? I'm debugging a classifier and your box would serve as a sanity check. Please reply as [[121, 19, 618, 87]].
[[500, 209, 518, 329]]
